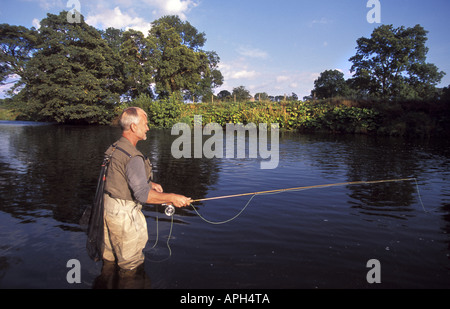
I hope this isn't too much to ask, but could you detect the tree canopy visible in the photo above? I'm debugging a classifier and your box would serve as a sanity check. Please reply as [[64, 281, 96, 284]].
[[0, 12, 223, 124], [348, 24, 445, 100], [310, 69, 350, 99], [21, 12, 123, 124], [308, 24, 445, 102]]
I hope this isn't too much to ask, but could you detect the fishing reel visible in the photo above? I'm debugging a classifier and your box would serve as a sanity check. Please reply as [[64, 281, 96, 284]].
[[163, 204, 175, 217]]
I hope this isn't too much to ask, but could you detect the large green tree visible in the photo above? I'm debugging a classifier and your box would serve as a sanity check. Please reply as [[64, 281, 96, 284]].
[[311, 69, 350, 99], [150, 16, 223, 99], [349, 24, 445, 100], [21, 12, 123, 124]]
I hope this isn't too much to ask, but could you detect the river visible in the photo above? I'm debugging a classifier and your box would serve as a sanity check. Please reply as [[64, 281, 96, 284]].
[[0, 120, 449, 289]]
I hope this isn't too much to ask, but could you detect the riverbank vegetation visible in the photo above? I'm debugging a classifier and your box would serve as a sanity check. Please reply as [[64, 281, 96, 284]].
[[126, 93, 450, 136], [1, 12, 449, 136]]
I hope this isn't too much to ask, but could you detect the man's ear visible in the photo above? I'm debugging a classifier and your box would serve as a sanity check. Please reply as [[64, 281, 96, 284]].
[[130, 122, 137, 132]]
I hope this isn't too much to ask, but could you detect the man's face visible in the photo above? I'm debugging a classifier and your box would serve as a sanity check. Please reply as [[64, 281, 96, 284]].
[[135, 111, 149, 141]]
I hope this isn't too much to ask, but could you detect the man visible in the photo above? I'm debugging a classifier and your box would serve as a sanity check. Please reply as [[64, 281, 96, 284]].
[[102, 107, 192, 271]]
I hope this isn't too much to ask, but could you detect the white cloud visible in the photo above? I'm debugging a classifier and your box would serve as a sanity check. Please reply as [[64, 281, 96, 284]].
[[83, 0, 199, 33], [32, 18, 41, 29], [276, 75, 289, 83], [219, 61, 259, 81], [86, 6, 151, 34], [231, 70, 258, 79], [143, 0, 199, 19], [236, 46, 269, 59], [309, 17, 332, 27]]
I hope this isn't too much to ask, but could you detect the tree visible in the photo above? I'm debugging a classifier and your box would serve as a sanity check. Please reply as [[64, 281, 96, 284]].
[[21, 12, 123, 124], [440, 85, 450, 104], [349, 24, 445, 100], [0, 24, 38, 94], [232, 86, 251, 102], [289, 92, 299, 101], [311, 70, 350, 99], [254, 92, 269, 101], [101, 27, 124, 55], [151, 15, 206, 51], [192, 50, 223, 101], [149, 16, 222, 99], [217, 90, 232, 102], [120, 29, 156, 100]]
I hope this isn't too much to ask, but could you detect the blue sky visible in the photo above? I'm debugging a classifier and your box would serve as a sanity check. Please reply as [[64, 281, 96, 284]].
[[1, 0, 449, 98]]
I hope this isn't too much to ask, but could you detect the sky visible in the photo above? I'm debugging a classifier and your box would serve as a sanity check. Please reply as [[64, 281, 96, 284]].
[[1, 0, 450, 99]]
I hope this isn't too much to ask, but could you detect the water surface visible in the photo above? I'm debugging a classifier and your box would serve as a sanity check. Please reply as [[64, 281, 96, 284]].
[[0, 121, 449, 288]]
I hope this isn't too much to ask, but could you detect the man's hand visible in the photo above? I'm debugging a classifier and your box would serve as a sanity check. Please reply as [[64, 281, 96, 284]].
[[169, 194, 193, 208]]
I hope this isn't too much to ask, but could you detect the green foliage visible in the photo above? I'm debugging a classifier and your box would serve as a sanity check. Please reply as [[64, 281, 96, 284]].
[[0, 24, 38, 93], [349, 24, 445, 100], [0, 108, 17, 120], [154, 99, 381, 134], [310, 70, 351, 99], [150, 16, 223, 99], [130, 92, 184, 128], [119, 29, 155, 100], [232, 86, 251, 102], [19, 12, 122, 124], [1, 13, 223, 124]]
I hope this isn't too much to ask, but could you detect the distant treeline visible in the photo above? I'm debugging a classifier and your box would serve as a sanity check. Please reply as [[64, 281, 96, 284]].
[[1, 11, 449, 136]]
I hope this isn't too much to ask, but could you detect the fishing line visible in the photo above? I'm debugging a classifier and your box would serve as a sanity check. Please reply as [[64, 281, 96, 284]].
[[146, 207, 174, 263], [147, 177, 427, 261], [414, 178, 427, 213], [191, 178, 428, 225]]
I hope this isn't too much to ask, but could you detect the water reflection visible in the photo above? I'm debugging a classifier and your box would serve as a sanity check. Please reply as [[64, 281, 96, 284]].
[[278, 133, 432, 218], [92, 261, 151, 289], [2, 123, 442, 224], [1, 122, 449, 288], [0, 124, 118, 227]]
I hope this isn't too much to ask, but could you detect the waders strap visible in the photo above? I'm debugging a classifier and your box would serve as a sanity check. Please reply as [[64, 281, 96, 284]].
[[112, 144, 132, 158]]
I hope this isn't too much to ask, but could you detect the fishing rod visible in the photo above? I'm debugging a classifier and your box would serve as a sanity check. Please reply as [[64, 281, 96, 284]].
[[155, 177, 424, 259], [192, 178, 417, 203]]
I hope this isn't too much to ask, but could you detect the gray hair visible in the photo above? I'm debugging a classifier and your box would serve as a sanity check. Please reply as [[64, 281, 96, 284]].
[[119, 107, 146, 131]]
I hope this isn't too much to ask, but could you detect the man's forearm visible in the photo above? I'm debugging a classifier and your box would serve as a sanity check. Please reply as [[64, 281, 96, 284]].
[[146, 189, 192, 207], [146, 190, 176, 205]]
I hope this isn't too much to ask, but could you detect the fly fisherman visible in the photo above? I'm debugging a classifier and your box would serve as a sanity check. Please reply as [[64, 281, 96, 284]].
[[102, 107, 192, 273]]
